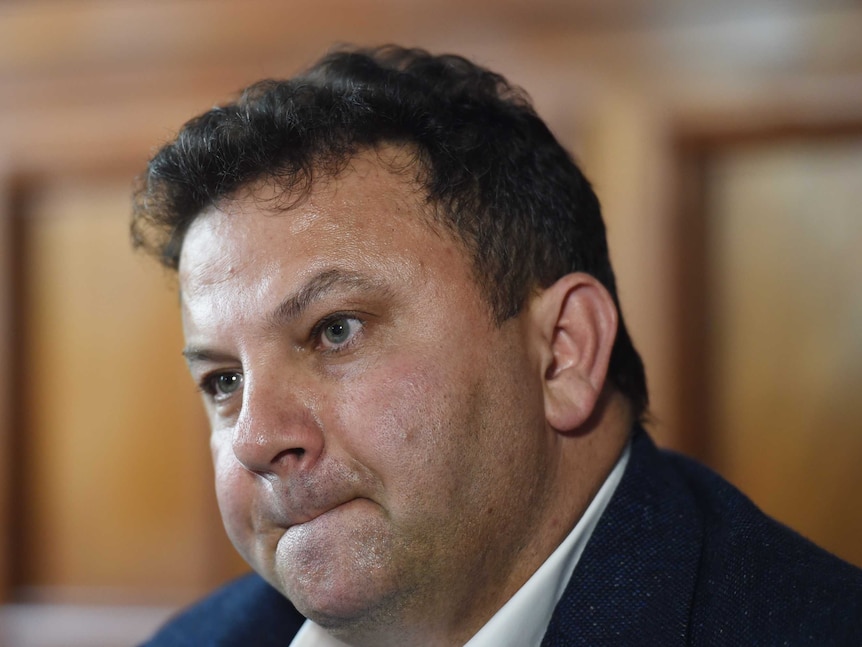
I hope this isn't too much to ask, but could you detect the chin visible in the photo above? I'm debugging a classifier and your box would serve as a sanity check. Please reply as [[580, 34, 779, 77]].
[[283, 571, 402, 632], [270, 524, 401, 625]]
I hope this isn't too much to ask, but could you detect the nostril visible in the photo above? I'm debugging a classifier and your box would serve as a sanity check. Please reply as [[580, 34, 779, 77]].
[[273, 447, 305, 465]]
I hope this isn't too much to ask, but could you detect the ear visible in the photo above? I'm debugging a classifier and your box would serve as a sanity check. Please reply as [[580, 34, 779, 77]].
[[529, 273, 619, 432]]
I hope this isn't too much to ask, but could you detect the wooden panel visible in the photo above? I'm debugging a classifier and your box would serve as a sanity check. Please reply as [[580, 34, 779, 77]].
[[706, 137, 862, 567], [0, 171, 12, 602], [17, 176, 245, 602], [578, 90, 678, 446]]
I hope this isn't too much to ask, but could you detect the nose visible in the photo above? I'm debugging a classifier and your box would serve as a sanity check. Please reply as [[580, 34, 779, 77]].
[[231, 375, 324, 480]]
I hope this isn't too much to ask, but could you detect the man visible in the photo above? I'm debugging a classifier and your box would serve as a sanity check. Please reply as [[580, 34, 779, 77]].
[[132, 46, 862, 646]]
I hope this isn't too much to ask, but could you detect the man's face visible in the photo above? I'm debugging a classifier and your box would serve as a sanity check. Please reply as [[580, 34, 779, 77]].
[[179, 153, 558, 639]]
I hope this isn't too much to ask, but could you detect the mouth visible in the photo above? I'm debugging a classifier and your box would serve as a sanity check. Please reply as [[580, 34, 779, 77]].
[[286, 497, 370, 529]]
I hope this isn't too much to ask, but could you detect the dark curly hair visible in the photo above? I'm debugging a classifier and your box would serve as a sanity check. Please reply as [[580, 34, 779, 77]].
[[131, 44, 648, 419]]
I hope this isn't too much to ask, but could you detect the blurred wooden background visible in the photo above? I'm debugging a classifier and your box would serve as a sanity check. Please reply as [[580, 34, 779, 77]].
[[1, 1, 861, 644]]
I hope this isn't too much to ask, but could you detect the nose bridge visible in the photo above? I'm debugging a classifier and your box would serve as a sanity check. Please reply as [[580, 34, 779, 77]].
[[232, 368, 323, 478]]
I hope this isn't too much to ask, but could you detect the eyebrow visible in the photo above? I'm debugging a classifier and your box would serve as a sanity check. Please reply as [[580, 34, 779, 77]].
[[182, 346, 236, 365], [266, 268, 386, 329], [182, 268, 387, 365]]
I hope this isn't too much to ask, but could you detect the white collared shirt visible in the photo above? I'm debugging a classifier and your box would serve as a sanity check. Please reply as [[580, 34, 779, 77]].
[[289, 444, 630, 647]]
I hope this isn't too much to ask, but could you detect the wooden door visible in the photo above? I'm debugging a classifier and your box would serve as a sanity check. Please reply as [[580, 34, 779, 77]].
[[6, 173, 247, 605], [675, 133, 862, 567]]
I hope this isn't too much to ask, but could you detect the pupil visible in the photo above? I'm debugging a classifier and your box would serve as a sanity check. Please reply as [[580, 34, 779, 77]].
[[326, 320, 349, 343], [218, 374, 240, 393]]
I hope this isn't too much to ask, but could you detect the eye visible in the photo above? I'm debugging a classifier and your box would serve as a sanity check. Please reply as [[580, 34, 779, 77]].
[[316, 315, 363, 351], [201, 371, 244, 400]]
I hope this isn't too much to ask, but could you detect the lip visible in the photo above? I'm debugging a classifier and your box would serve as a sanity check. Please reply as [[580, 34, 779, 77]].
[[285, 497, 367, 529]]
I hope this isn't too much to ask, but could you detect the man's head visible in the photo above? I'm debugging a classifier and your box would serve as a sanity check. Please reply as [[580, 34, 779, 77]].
[[132, 45, 647, 419], [132, 45, 647, 645]]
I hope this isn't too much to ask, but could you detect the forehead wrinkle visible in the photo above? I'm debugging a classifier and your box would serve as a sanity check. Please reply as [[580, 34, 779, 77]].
[[266, 268, 390, 330], [179, 213, 258, 298]]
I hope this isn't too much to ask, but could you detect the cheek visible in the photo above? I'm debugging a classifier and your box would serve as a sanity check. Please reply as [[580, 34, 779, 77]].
[[211, 437, 259, 561], [336, 358, 434, 440], [330, 354, 483, 502]]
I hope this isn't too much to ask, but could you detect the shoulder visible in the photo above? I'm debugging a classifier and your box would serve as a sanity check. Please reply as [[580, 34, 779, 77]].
[[140, 573, 306, 647], [659, 443, 862, 644]]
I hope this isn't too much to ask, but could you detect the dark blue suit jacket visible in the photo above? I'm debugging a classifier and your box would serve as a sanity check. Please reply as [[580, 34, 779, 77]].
[[143, 430, 862, 645]]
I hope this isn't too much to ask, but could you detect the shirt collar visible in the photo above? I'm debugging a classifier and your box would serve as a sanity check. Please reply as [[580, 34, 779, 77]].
[[464, 442, 630, 647]]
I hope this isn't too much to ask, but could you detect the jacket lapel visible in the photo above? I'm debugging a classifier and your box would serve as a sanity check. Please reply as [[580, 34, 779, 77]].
[[542, 430, 703, 646]]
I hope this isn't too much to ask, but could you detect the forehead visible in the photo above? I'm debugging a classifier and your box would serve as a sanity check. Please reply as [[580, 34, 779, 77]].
[[178, 150, 470, 303]]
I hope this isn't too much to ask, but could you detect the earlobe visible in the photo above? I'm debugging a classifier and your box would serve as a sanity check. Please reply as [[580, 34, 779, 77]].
[[532, 273, 619, 432]]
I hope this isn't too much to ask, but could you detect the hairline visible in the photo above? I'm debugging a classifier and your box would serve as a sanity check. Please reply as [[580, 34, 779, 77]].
[[179, 143, 513, 325]]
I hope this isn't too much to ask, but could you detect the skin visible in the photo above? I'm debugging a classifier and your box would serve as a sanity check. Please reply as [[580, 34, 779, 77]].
[[179, 149, 632, 646]]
